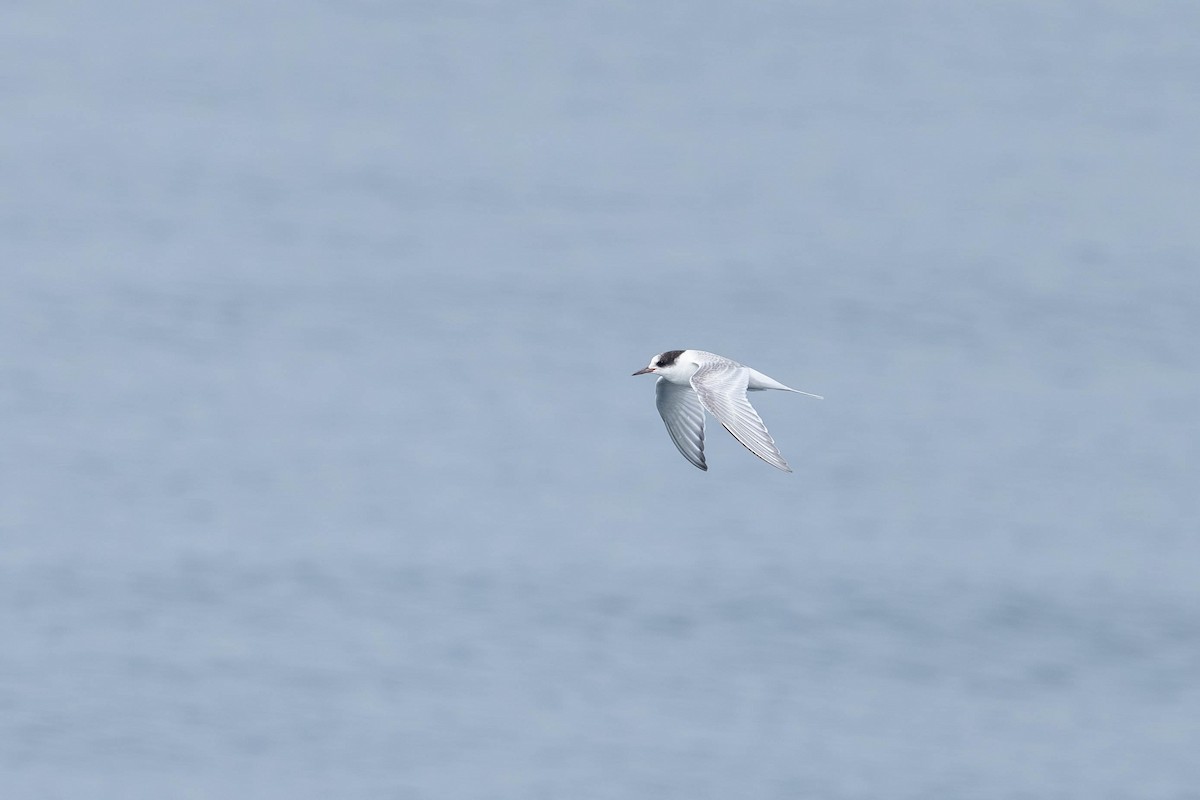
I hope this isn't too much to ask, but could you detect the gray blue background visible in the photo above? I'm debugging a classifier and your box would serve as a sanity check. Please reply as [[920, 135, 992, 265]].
[[3, 2, 1199, 798]]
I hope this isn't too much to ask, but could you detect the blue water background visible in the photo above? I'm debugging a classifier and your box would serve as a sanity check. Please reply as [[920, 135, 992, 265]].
[[3, 2, 1199, 797]]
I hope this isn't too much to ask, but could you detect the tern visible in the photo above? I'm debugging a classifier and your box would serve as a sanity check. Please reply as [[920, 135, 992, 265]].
[[632, 349, 821, 472]]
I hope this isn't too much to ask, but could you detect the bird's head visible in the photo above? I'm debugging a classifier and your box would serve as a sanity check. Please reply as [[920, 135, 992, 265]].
[[632, 349, 688, 379]]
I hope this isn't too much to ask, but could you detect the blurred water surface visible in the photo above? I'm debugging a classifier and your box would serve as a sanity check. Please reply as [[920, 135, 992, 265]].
[[3, 1, 1199, 798]]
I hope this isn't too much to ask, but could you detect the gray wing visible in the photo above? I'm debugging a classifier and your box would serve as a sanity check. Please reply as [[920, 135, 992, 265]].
[[655, 378, 707, 471], [690, 362, 792, 472]]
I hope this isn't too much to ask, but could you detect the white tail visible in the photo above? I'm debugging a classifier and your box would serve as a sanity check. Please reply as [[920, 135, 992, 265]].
[[746, 368, 823, 398]]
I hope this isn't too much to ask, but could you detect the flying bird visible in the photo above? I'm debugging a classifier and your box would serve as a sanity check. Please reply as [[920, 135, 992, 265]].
[[632, 349, 821, 472]]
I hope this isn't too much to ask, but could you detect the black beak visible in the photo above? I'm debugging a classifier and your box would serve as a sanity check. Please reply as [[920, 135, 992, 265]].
[[631, 367, 655, 376]]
